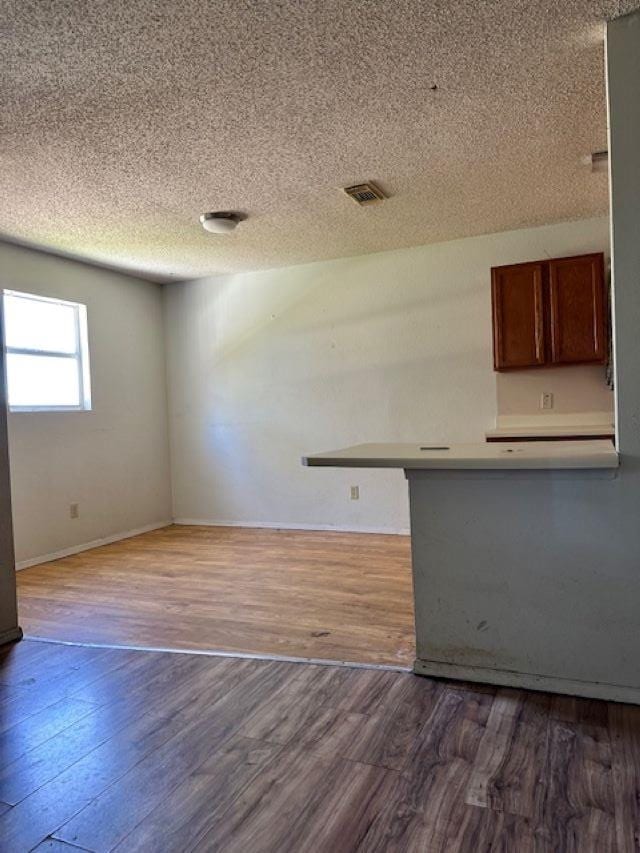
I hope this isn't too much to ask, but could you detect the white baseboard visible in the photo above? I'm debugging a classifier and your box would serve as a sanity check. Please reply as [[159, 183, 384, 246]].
[[173, 518, 410, 536], [15, 521, 173, 570], [414, 657, 640, 705], [16, 518, 409, 570]]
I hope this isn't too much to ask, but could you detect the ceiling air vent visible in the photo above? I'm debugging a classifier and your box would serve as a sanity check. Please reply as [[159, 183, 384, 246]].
[[343, 182, 386, 205]]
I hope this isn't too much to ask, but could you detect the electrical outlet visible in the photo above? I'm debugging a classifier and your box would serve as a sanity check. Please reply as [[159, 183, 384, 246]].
[[69, 503, 79, 519], [540, 392, 554, 410], [350, 485, 359, 500]]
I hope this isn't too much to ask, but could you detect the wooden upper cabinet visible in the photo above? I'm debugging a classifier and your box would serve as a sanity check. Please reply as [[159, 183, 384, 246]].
[[548, 254, 606, 365], [491, 252, 606, 371], [491, 262, 546, 370]]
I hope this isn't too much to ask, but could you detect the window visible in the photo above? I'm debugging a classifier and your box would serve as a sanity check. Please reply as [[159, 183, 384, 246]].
[[3, 290, 91, 412]]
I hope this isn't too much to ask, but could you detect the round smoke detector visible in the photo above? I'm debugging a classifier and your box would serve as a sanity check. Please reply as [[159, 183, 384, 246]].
[[199, 211, 244, 234]]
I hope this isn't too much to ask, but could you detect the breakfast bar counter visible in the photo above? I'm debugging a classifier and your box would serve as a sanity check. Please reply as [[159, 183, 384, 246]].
[[302, 440, 618, 470], [302, 439, 634, 702]]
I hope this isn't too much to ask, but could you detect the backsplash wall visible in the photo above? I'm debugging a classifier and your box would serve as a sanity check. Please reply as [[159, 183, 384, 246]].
[[496, 364, 614, 416]]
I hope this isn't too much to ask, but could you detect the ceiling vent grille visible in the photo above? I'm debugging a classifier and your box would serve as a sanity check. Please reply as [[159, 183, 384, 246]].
[[343, 182, 386, 205]]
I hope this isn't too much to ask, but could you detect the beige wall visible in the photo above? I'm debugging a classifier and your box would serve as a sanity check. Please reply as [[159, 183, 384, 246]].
[[165, 215, 610, 533], [496, 365, 613, 416], [1, 214, 615, 561], [1, 243, 172, 565]]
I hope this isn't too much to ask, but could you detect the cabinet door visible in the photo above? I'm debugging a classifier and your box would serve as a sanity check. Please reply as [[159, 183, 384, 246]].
[[491, 262, 546, 370], [548, 253, 606, 365]]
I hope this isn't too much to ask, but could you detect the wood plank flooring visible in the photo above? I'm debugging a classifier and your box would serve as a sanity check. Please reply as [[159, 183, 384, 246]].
[[16, 525, 414, 665], [1, 639, 639, 852]]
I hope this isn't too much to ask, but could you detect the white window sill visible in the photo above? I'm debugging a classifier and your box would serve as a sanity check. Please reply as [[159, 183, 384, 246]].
[[9, 406, 93, 413]]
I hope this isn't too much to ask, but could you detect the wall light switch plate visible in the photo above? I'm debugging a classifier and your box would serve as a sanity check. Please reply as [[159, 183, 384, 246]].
[[69, 503, 79, 519], [540, 392, 554, 410], [350, 486, 359, 500]]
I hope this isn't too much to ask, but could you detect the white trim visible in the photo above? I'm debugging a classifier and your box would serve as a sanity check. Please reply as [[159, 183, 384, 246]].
[[7, 348, 77, 359], [15, 521, 172, 570], [4, 288, 80, 309], [414, 657, 640, 705], [173, 518, 410, 536], [4, 289, 92, 412], [26, 635, 411, 673], [10, 405, 90, 413]]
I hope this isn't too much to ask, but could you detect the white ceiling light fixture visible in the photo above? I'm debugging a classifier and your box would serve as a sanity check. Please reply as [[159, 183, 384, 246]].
[[199, 211, 244, 234]]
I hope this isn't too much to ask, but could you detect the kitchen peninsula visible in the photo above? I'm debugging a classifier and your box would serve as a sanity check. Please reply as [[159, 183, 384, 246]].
[[303, 440, 629, 701]]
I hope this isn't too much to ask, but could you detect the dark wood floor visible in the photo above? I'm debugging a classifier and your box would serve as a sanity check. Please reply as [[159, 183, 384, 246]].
[[0, 640, 639, 851], [17, 525, 415, 666]]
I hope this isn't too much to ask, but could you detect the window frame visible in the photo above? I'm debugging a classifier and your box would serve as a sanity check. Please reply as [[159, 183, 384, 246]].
[[3, 289, 92, 413]]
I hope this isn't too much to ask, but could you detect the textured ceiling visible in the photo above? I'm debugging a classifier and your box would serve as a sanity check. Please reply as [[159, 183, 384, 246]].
[[1, 0, 638, 282]]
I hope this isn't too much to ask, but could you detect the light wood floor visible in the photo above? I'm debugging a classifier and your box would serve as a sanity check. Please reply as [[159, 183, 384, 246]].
[[17, 525, 415, 665], [1, 638, 639, 852]]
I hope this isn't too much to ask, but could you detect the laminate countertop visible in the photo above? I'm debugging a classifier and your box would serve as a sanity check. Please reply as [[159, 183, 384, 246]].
[[302, 440, 619, 470]]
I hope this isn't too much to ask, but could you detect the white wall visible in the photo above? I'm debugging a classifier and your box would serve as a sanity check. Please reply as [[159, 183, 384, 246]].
[[608, 10, 640, 457], [1, 243, 172, 565], [0, 298, 19, 640], [496, 365, 613, 417], [165, 215, 610, 533], [1, 216, 615, 556]]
